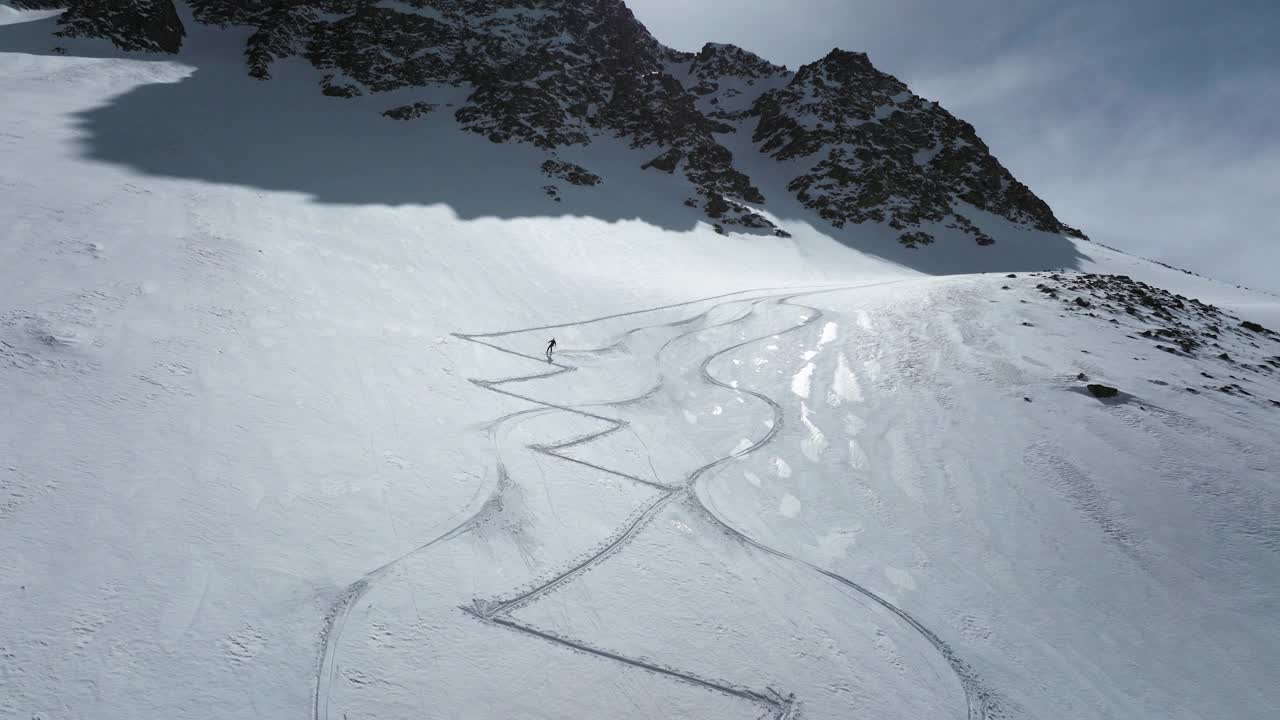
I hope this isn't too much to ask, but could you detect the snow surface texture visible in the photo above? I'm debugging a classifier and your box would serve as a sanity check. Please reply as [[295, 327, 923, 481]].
[[3, 5, 1280, 720]]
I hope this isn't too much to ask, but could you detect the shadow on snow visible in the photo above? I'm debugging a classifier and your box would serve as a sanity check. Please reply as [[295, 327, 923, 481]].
[[0, 8, 1088, 276]]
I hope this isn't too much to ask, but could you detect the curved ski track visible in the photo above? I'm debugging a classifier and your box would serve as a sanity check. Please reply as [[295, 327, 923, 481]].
[[314, 283, 996, 720], [312, 286, 813, 720]]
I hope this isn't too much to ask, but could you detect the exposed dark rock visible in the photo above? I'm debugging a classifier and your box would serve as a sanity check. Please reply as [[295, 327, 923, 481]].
[[321, 77, 361, 97], [383, 101, 436, 121], [643, 149, 682, 174], [1087, 384, 1119, 399], [700, 190, 778, 233], [53, 0, 185, 53], [897, 230, 934, 248], [541, 160, 602, 187], [1241, 320, 1268, 334], [750, 49, 1083, 240], [688, 42, 787, 84]]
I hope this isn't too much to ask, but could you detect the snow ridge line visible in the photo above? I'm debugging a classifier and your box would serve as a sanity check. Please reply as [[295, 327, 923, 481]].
[[689, 293, 996, 720], [312, 286, 817, 720]]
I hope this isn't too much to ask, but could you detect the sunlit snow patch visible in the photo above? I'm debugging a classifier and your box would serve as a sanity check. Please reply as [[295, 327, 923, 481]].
[[791, 362, 815, 399], [799, 402, 828, 461], [818, 321, 838, 347], [828, 352, 862, 405]]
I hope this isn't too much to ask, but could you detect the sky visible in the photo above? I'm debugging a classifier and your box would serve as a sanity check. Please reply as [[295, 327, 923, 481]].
[[626, 0, 1279, 293]]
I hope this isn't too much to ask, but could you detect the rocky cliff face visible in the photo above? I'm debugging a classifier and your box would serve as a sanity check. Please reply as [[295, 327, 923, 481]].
[[750, 49, 1083, 242], [22, 0, 1085, 245], [15, 0, 185, 52]]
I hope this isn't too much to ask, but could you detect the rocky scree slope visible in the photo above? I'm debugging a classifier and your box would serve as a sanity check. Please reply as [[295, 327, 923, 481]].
[[15, 0, 1085, 245]]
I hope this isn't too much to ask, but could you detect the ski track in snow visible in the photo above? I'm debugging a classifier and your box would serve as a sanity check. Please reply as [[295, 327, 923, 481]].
[[314, 282, 995, 720]]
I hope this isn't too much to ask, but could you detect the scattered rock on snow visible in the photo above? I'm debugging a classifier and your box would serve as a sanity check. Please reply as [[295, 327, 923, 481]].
[[897, 231, 934, 249], [541, 160, 602, 187], [1241, 320, 1268, 334], [1087, 383, 1119, 399], [383, 102, 436, 121]]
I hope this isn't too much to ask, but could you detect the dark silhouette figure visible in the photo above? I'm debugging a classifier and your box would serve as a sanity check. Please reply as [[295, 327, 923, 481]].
[[545, 338, 556, 362]]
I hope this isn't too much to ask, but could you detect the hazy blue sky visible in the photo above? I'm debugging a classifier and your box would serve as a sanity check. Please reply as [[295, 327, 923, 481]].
[[627, 0, 1279, 292]]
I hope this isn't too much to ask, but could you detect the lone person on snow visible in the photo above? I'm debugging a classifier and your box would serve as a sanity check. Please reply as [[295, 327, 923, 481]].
[[545, 338, 556, 362]]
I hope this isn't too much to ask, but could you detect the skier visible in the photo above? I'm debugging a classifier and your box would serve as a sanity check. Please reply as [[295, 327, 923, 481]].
[[545, 337, 556, 362]]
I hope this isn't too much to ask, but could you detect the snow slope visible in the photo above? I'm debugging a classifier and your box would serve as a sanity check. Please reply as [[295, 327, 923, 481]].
[[3, 6, 1279, 720]]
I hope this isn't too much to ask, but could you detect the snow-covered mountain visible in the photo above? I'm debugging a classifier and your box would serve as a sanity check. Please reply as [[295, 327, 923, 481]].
[[2, 3, 1279, 720], [10, 0, 1083, 245]]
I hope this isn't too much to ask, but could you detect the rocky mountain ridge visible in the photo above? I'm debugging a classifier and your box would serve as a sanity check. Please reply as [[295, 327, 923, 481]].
[[12, 0, 1086, 245]]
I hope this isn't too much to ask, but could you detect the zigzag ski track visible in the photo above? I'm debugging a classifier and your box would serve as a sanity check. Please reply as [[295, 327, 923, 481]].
[[313, 282, 996, 720]]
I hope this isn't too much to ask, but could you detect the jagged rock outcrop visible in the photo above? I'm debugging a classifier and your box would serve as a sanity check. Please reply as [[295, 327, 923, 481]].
[[751, 49, 1084, 246], [680, 42, 789, 122], [31, 0, 1085, 244], [541, 160, 601, 187], [17, 0, 185, 53]]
